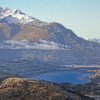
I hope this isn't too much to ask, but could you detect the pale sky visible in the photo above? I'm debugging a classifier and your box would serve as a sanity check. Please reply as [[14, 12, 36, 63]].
[[0, 0, 100, 39]]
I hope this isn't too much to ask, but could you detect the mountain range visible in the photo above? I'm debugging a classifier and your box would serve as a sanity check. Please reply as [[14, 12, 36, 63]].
[[89, 39, 100, 43], [0, 7, 100, 65]]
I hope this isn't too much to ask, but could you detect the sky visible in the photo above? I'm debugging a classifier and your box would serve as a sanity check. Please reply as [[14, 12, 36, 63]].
[[0, 0, 100, 39]]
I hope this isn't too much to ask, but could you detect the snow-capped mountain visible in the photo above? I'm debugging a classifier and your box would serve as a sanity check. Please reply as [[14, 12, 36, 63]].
[[0, 7, 100, 65], [0, 7, 47, 26]]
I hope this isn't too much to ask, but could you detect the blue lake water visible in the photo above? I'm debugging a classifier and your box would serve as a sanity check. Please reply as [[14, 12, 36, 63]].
[[33, 71, 93, 84]]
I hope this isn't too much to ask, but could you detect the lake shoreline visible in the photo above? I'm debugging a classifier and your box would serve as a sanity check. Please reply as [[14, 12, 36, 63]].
[[32, 68, 95, 84]]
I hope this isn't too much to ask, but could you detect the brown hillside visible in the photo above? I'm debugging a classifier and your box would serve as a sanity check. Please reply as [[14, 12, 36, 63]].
[[0, 78, 93, 100]]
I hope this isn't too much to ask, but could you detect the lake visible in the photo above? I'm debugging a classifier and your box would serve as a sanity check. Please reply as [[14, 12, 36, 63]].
[[33, 70, 93, 84]]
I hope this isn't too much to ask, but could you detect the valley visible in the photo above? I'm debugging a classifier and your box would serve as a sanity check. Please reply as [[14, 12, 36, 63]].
[[0, 7, 100, 100], [0, 59, 99, 83]]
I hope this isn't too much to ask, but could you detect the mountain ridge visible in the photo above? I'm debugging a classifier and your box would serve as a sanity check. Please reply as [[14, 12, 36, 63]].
[[0, 7, 48, 26]]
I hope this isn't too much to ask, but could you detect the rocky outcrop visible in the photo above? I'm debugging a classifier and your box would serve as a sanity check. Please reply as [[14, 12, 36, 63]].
[[0, 78, 93, 100]]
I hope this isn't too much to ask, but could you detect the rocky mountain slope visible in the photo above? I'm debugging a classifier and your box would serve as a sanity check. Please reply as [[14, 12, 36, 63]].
[[0, 78, 93, 100], [0, 7, 100, 65], [61, 82, 100, 100]]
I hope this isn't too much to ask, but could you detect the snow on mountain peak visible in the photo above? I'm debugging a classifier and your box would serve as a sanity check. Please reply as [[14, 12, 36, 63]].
[[0, 7, 11, 14], [12, 9, 25, 15], [0, 7, 48, 26]]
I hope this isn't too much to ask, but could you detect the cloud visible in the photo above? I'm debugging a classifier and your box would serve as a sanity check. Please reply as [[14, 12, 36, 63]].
[[0, 39, 70, 50]]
